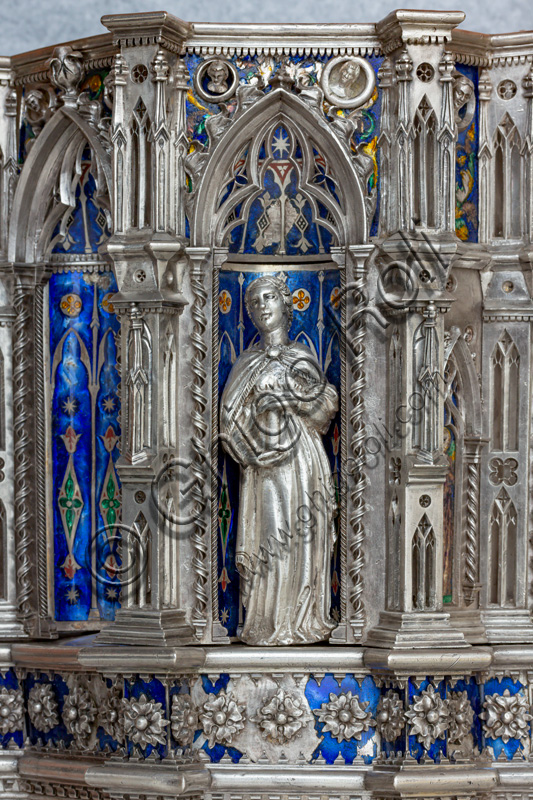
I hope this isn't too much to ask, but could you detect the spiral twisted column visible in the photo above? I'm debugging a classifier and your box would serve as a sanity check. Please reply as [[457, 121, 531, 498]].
[[463, 439, 483, 606], [13, 277, 36, 628], [346, 246, 372, 640], [188, 250, 211, 639]]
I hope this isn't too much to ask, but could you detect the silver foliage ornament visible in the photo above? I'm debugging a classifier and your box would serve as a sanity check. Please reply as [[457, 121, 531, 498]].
[[481, 689, 532, 744], [48, 45, 85, 104], [62, 685, 96, 745], [0, 687, 24, 734], [448, 690, 474, 745], [171, 694, 199, 747], [314, 691, 375, 743], [254, 689, 306, 744], [376, 690, 405, 742], [99, 689, 125, 744], [405, 685, 449, 749], [123, 693, 169, 749], [200, 690, 245, 748], [28, 683, 59, 733]]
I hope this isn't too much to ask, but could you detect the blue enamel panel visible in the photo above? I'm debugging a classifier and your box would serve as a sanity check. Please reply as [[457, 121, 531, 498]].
[[455, 64, 479, 243], [49, 270, 121, 621]]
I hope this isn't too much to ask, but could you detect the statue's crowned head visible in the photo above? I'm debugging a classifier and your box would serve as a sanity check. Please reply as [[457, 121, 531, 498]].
[[244, 273, 294, 329]]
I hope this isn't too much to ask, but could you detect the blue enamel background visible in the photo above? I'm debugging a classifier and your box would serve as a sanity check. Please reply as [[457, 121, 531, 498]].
[[50, 270, 121, 621]]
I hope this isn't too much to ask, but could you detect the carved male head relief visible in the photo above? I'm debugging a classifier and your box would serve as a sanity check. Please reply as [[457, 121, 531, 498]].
[[206, 59, 230, 94]]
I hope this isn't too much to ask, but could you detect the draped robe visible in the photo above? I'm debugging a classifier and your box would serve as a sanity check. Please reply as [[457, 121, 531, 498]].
[[220, 340, 338, 646]]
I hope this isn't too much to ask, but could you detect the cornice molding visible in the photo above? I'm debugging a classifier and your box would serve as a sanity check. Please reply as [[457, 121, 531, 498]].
[[184, 23, 381, 57], [451, 28, 492, 66], [6, 17, 533, 80], [452, 27, 533, 67], [490, 30, 533, 66], [376, 10, 466, 56], [101, 11, 192, 54]]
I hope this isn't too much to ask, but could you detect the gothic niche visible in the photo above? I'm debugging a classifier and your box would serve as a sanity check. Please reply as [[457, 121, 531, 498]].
[[212, 114, 356, 640]]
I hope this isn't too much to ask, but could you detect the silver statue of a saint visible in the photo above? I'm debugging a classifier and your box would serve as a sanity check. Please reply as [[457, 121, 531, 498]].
[[220, 273, 338, 646]]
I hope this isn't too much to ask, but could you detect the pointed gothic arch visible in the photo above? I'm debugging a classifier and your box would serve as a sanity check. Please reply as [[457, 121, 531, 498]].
[[445, 334, 482, 437], [190, 88, 368, 248], [413, 95, 437, 228], [8, 107, 111, 264], [492, 113, 523, 240], [442, 334, 483, 610]]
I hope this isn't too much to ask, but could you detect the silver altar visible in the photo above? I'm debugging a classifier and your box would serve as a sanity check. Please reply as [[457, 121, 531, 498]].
[[0, 8, 532, 800]]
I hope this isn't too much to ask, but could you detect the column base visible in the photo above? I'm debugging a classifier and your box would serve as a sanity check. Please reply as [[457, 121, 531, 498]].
[[0, 604, 54, 639], [481, 608, 533, 644], [447, 607, 488, 644], [365, 610, 469, 650], [95, 607, 196, 647], [0, 619, 29, 639]]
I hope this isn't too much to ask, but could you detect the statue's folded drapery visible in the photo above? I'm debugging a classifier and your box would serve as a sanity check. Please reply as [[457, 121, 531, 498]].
[[220, 340, 338, 646]]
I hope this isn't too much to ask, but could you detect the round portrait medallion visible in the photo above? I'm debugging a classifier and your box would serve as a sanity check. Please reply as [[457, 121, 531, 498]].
[[320, 56, 376, 109], [193, 57, 240, 104]]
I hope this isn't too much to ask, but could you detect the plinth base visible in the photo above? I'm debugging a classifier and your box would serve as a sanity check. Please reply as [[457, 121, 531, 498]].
[[482, 608, 533, 644], [448, 607, 488, 644], [365, 610, 469, 650], [95, 606, 195, 646]]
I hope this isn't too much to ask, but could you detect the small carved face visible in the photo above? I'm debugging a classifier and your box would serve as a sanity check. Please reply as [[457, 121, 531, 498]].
[[247, 285, 287, 333], [26, 91, 42, 112], [207, 61, 229, 92], [454, 79, 473, 109], [338, 61, 360, 87]]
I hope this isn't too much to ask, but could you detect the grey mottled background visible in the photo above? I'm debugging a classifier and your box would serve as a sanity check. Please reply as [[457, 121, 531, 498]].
[[0, 0, 531, 57]]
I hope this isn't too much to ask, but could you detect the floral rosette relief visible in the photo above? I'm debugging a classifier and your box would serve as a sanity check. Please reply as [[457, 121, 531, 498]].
[[62, 685, 97, 747], [254, 689, 307, 744], [481, 689, 532, 744], [171, 694, 199, 747], [0, 687, 24, 735], [199, 690, 245, 749], [28, 683, 59, 733], [448, 690, 475, 754], [376, 690, 405, 742], [405, 685, 449, 750], [314, 691, 375, 743], [123, 693, 169, 750], [98, 688, 125, 744]]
